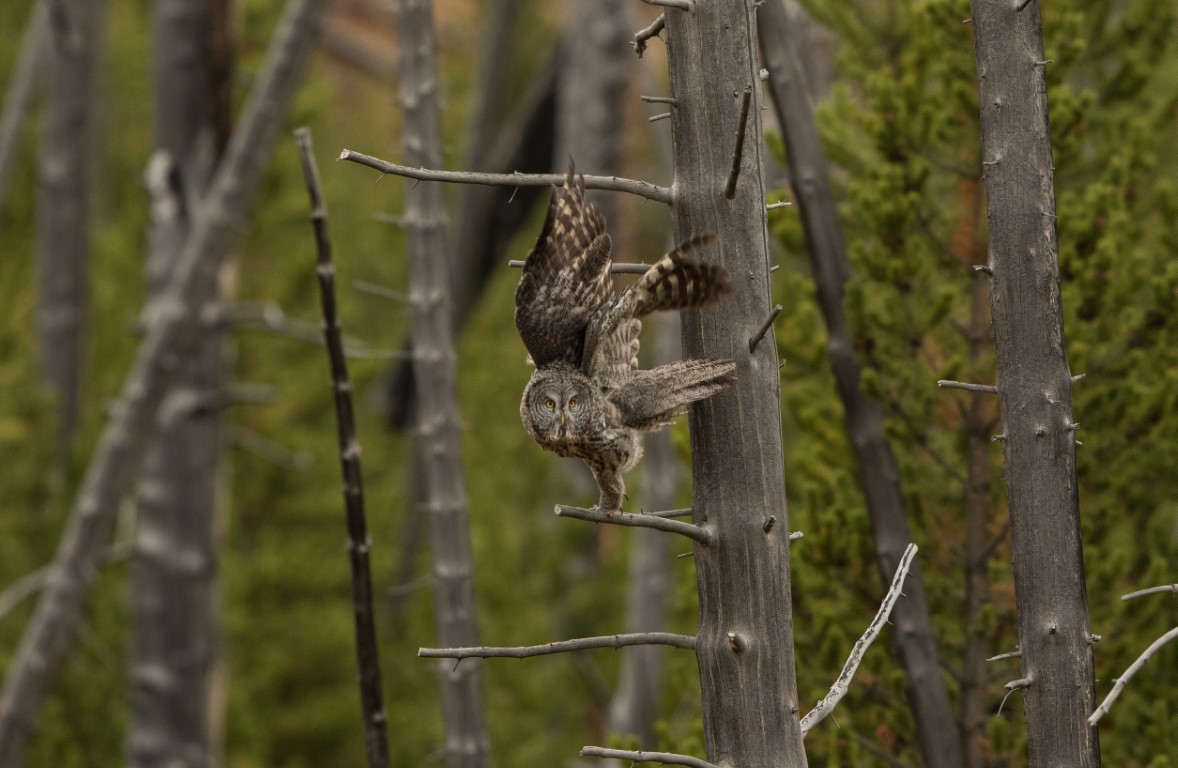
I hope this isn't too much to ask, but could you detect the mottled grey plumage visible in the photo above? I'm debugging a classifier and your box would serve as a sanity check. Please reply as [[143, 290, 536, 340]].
[[515, 162, 736, 514]]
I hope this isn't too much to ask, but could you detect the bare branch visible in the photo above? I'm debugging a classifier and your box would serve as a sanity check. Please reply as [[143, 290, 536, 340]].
[[800, 543, 918, 736], [1122, 584, 1178, 602], [419, 632, 697, 659], [749, 304, 783, 353], [937, 380, 998, 394], [640, 0, 693, 10], [338, 149, 672, 205], [640, 95, 677, 105], [985, 649, 1021, 662], [0, 0, 47, 209], [724, 85, 753, 199], [580, 746, 717, 768], [633, 14, 665, 58], [296, 126, 390, 768], [1089, 627, 1178, 726], [507, 259, 653, 275], [555, 505, 715, 545]]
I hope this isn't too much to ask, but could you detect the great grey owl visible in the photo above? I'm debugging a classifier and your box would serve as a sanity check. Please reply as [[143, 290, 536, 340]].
[[514, 163, 736, 515]]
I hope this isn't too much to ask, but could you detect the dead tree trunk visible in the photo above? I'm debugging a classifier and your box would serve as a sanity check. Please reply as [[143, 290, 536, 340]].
[[127, 0, 229, 764], [756, 4, 964, 766], [36, 0, 105, 447], [0, 1, 331, 764], [663, 2, 807, 765], [394, 1, 491, 766], [969, 2, 1100, 765]]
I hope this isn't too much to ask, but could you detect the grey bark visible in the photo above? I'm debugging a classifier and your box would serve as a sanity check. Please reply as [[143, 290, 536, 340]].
[[394, 1, 491, 767], [127, 0, 227, 765], [757, 4, 964, 767], [606, 315, 678, 748], [36, 0, 105, 446], [0, 1, 331, 763], [0, 0, 47, 210], [663, 2, 807, 765], [969, 2, 1100, 765]]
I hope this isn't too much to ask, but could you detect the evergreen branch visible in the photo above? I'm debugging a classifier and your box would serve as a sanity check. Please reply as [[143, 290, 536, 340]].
[[419, 633, 697, 659], [296, 127, 390, 768], [800, 543, 918, 736], [555, 505, 715, 545], [580, 746, 717, 768], [1089, 627, 1178, 726], [338, 149, 673, 205]]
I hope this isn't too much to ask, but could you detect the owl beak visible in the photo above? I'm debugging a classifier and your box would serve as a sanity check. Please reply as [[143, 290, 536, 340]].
[[557, 413, 566, 438]]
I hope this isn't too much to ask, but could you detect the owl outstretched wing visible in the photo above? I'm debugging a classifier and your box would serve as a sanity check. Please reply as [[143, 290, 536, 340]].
[[514, 162, 613, 368], [608, 358, 738, 431], [582, 234, 730, 390]]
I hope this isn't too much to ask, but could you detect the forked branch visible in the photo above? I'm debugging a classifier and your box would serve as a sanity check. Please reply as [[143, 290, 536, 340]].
[[419, 632, 697, 660], [338, 149, 673, 205], [800, 543, 918, 736]]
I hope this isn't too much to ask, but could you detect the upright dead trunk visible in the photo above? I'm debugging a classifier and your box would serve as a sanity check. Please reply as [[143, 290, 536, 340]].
[[756, 4, 964, 766], [969, 2, 1100, 765], [0, 1, 331, 763], [127, 0, 229, 764], [36, 0, 105, 446], [394, 1, 491, 767], [663, 2, 807, 765]]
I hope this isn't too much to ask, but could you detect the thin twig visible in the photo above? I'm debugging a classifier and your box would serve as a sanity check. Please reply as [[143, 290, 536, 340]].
[[419, 632, 697, 659], [0, 0, 47, 209], [724, 85, 753, 199], [800, 543, 918, 736], [0, 544, 131, 623], [295, 127, 390, 768], [353, 279, 408, 303], [1089, 627, 1178, 725], [749, 304, 783, 353], [640, 95, 677, 105], [937, 380, 998, 394], [580, 746, 717, 768], [227, 425, 315, 470], [986, 649, 1021, 662], [633, 14, 666, 58], [556, 505, 715, 545], [507, 259, 652, 275], [1122, 584, 1178, 602], [339, 149, 673, 205]]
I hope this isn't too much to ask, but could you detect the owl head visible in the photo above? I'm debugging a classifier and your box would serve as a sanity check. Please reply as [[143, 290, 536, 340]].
[[520, 365, 597, 449]]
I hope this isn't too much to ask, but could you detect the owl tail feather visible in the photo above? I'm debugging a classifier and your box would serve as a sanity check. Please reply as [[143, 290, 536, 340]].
[[610, 358, 737, 431], [631, 234, 731, 315]]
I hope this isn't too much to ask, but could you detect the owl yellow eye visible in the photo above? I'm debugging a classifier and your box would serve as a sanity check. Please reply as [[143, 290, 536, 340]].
[[545, 399, 555, 410], [568, 398, 578, 410]]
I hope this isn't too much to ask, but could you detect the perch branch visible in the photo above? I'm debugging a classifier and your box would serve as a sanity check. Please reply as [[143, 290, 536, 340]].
[[420, 632, 697, 659], [507, 259, 652, 275], [1089, 626, 1178, 726], [640, 0, 693, 9], [986, 649, 1021, 662], [339, 149, 672, 205], [555, 505, 715, 545], [1122, 584, 1178, 602], [800, 543, 918, 736], [580, 746, 717, 768], [724, 85, 753, 199], [296, 127, 390, 768]]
